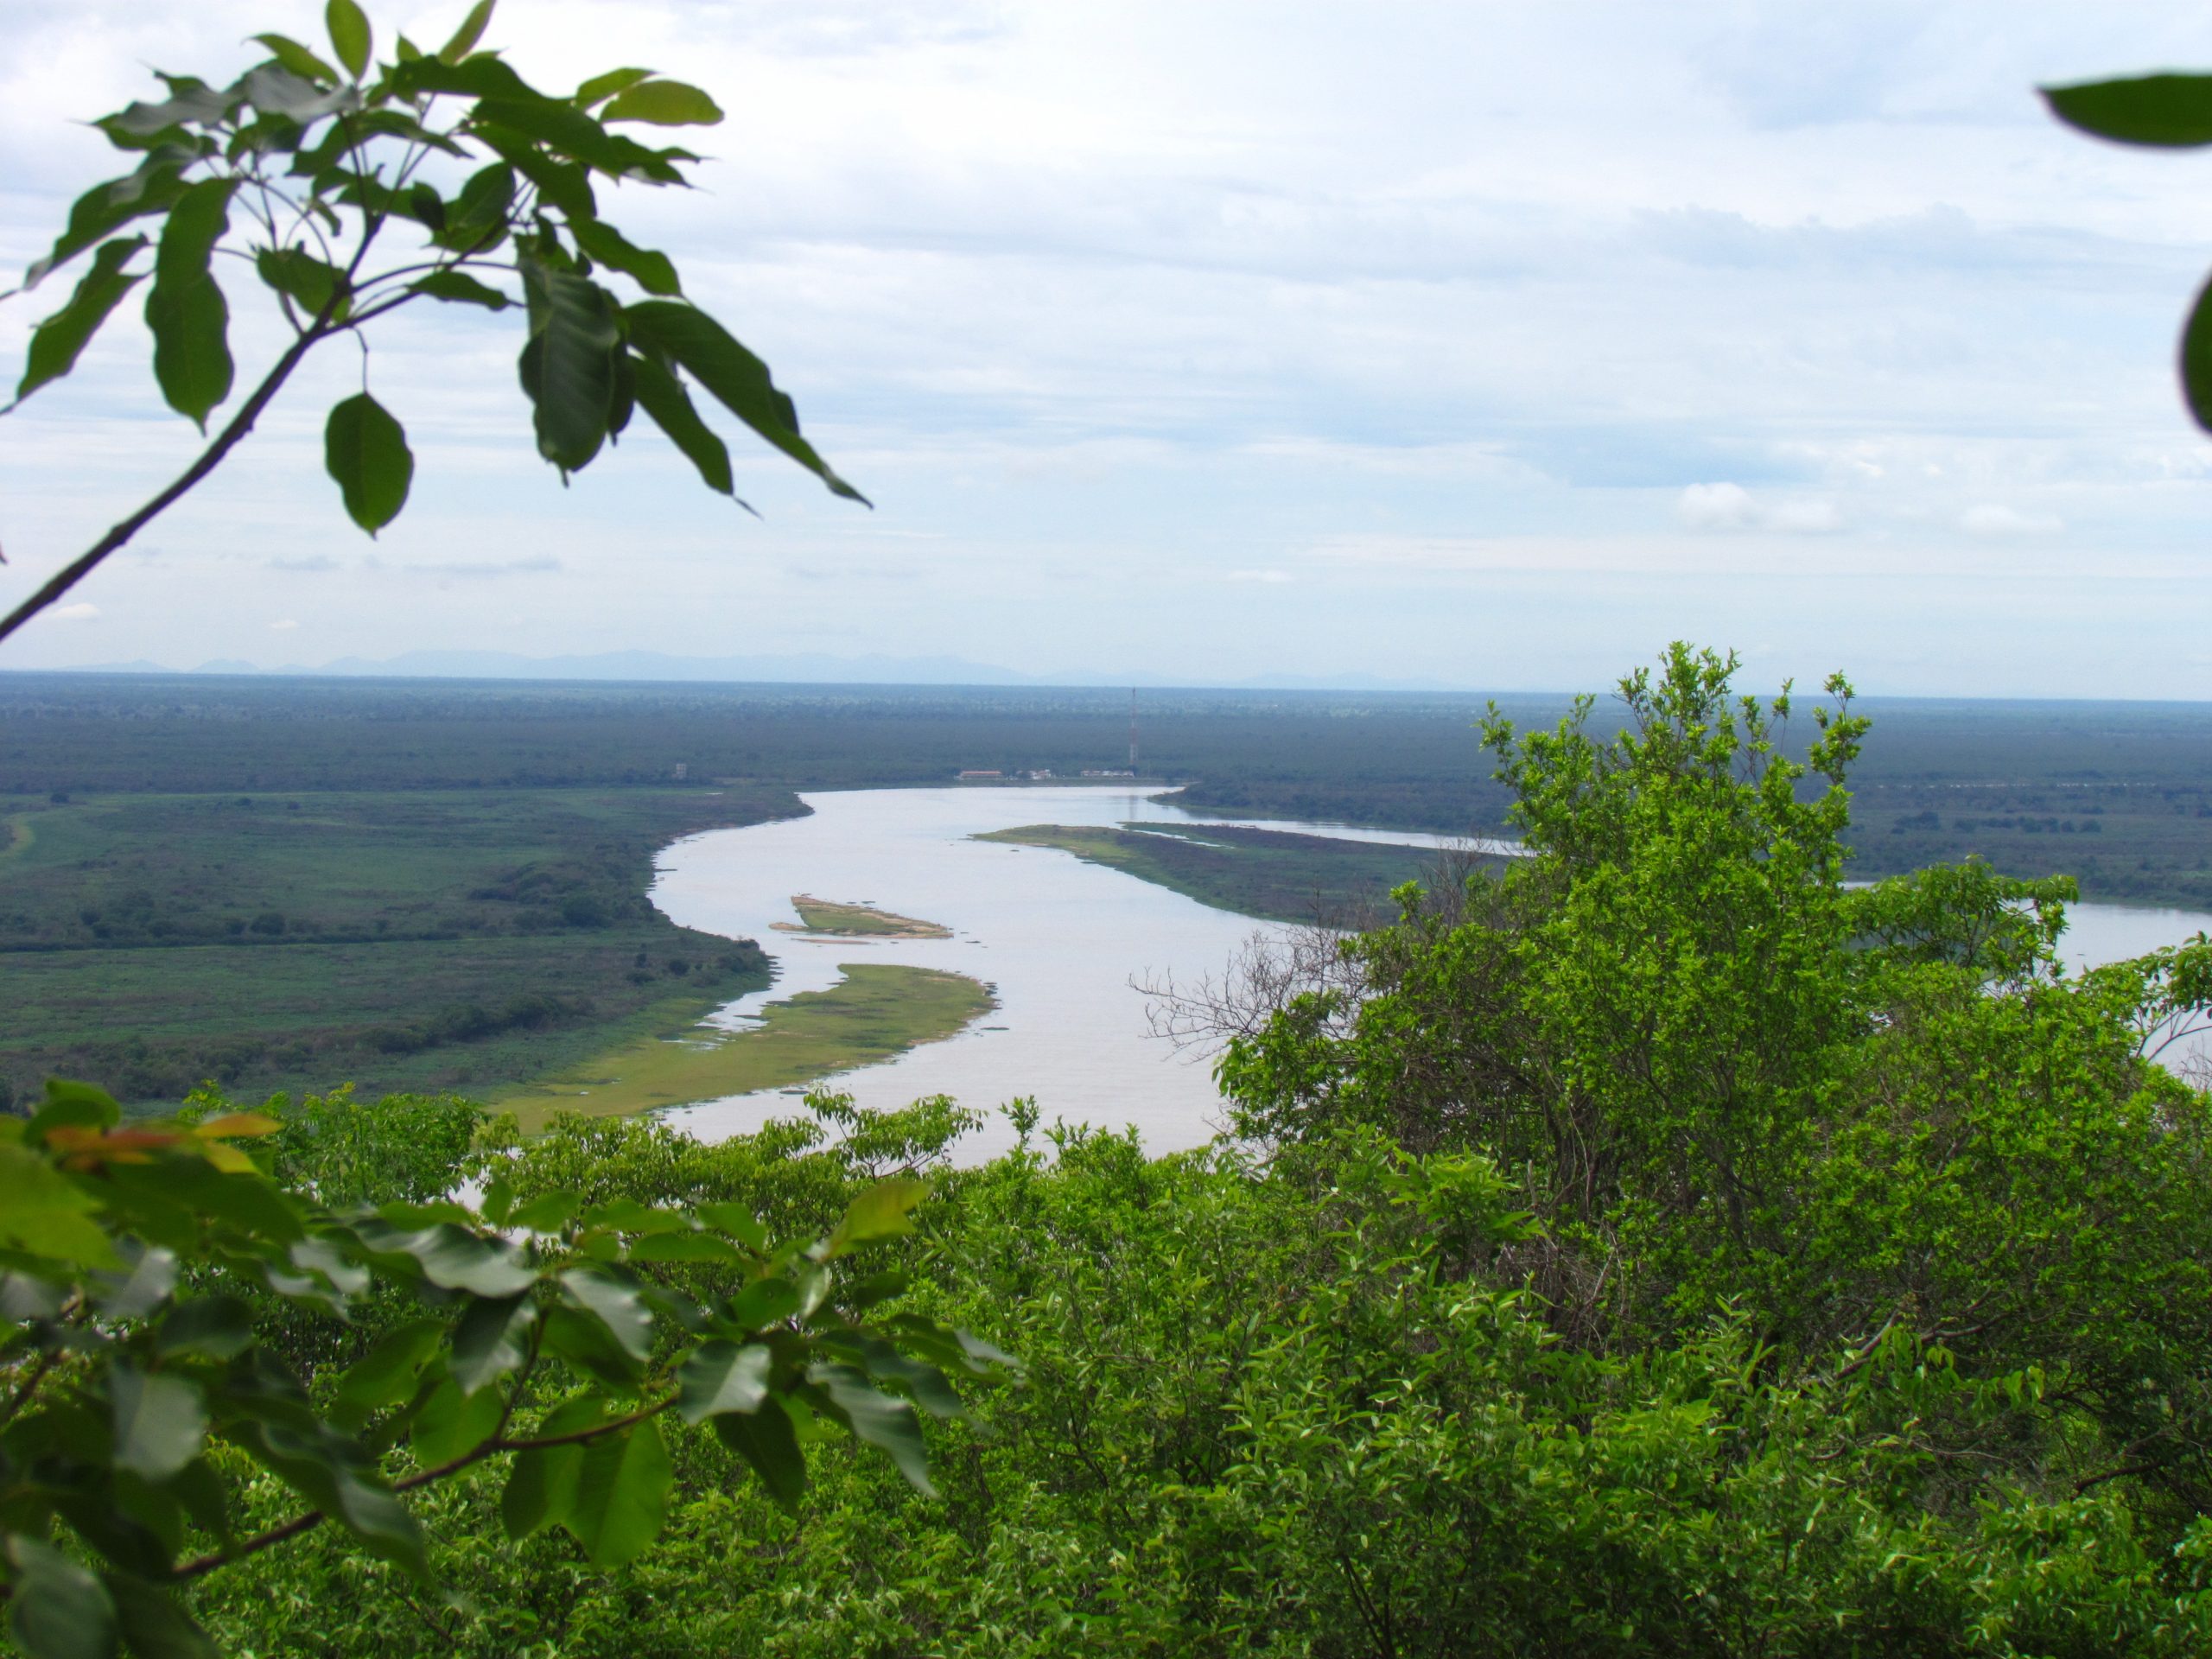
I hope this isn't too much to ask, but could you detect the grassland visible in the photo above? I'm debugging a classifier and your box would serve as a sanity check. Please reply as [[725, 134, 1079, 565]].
[[494, 963, 994, 1131], [0, 786, 797, 1108], [773, 895, 953, 938], [977, 823, 1484, 925]]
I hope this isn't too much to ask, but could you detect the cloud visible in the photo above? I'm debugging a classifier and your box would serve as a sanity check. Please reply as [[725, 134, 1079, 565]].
[[269, 618, 299, 630], [1224, 569, 1294, 583], [1677, 482, 1756, 530], [1677, 484, 1842, 534], [1960, 503, 2063, 537], [1766, 499, 1844, 534], [51, 602, 99, 620]]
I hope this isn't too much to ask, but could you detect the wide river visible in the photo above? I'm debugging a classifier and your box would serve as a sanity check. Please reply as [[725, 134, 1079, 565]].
[[648, 785, 2212, 1160]]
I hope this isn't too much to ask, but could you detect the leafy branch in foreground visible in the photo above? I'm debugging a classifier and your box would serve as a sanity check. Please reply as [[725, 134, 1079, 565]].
[[0, 0, 867, 648], [2046, 72, 2212, 435], [0, 1079, 1011, 1659]]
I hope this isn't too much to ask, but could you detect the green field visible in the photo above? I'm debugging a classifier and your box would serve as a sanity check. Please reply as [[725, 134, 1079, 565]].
[[494, 962, 994, 1129], [977, 821, 1480, 925], [0, 786, 797, 1107]]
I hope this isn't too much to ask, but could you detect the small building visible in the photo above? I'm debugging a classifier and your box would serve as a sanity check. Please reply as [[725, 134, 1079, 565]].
[[1026, 769, 1055, 780], [1082, 768, 1136, 779], [957, 769, 1003, 780], [671, 763, 689, 780]]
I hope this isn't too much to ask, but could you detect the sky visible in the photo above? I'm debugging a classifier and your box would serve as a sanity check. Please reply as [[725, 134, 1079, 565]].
[[3, 1, 2212, 696]]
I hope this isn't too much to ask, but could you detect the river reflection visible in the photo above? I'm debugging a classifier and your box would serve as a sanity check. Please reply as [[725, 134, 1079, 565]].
[[648, 785, 2212, 1160]]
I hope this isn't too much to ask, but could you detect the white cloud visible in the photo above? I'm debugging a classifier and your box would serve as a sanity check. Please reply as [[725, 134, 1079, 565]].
[[1766, 499, 1844, 535], [1677, 482, 1756, 531], [2, 3, 2210, 694], [1678, 484, 1844, 535], [1960, 503, 2063, 537], [269, 618, 299, 630], [51, 602, 99, 620]]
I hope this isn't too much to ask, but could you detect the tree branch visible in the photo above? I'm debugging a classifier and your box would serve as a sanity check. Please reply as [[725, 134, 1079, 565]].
[[0, 325, 329, 647]]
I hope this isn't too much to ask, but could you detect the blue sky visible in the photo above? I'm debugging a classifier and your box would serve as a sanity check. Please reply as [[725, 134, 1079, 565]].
[[3, 1, 2212, 695]]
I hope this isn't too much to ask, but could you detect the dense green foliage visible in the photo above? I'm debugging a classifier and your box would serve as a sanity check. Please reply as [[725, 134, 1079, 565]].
[[0, 1082, 1009, 1659], [1, 788, 789, 1106], [13, 645, 2212, 1656]]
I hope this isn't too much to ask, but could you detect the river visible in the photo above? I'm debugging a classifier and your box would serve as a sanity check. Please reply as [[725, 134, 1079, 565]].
[[647, 785, 2212, 1160]]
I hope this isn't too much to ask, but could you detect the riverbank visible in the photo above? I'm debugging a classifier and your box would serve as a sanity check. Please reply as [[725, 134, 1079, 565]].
[[976, 821, 1488, 925], [493, 963, 995, 1131]]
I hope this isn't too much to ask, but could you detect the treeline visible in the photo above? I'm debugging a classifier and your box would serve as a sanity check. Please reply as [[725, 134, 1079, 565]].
[[8, 671, 2211, 905]]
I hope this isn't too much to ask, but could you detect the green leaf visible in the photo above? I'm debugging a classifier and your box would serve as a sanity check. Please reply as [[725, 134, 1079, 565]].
[[677, 1341, 772, 1423], [143, 178, 237, 430], [2183, 272, 2212, 436], [104, 1573, 219, 1659], [626, 1230, 743, 1264], [560, 1268, 653, 1362], [31, 1079, 124, 1140], [577, 1197, 695, 1236], [624, 302, 869, 502], [252, 34, 340, 85], [253, 245, 349, 321], [499, 1440, 576, 1541], [323, 392, 415, 536], [449, 1294, 537, 1395], [94, 1244, 179, 1320], [0, 1144, 116, 1268], [506, 1187, 579, 1231], [566, 1416, 672, 1567], [473, 99, 642, 176], [228, 1419, 424, 1576], [601, 79, 724, 127], [238, 65, 359, 124], [569, 218, 680, 296], [475, 129, 596, 219], [354, 1219, 534, 1296], [695, 1202, 767, 1251], [722, 1275, 801, 1332], [575, 67, 653, 109], [6, 1535, 118, 1659], [103, 85, 238, 140], [499, 1395, 601, 1541], [326, 0, 372, 79], [809, 1363, 933, 1494], [518, 264, 621, 471], [391, 51, 542, 103], [2044, 74, 2212, 148], [410, 1375, 504, 1466], [335, 1317, 445, 1414], [155, 1296, 254, 1362], [711, 1397, 806, 1513], [539, 1303, 645, 1389], [111, 1369, 207, 1482], [440, 0, 499, 65], [13, 237, 147, 405], [24, 156, 190, 292], [826, 1178, 931, 1256]]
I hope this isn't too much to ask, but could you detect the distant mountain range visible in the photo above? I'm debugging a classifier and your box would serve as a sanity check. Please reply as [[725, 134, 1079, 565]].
[[33, 647, 1465, 694]]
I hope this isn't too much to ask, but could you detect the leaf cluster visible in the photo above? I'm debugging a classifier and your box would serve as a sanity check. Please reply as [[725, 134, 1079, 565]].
[[0, 1078, 1010, 1659]]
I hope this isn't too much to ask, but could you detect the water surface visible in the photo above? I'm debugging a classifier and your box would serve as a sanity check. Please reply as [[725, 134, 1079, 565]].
[[650, 785, 2212, 1160]]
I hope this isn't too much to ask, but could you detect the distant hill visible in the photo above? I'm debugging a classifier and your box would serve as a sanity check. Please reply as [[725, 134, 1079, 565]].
[[43, 647, 1463, 693]]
